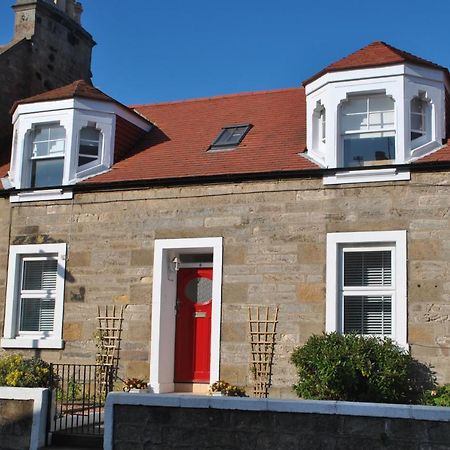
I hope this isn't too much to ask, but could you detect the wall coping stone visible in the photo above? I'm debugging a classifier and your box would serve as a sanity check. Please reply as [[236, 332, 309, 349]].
[[104, 392, 450, 450], [0, 387, 49, 450]]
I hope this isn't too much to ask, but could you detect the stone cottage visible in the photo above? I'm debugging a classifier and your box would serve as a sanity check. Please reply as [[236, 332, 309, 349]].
[[0, 1, 449, 398]]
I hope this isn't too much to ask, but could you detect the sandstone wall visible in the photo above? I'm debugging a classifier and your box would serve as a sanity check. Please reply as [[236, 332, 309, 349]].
[[0, 171, 449, 397]]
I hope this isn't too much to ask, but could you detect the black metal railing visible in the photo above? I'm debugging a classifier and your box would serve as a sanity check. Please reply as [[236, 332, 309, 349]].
[[49, 363, 115, 436]]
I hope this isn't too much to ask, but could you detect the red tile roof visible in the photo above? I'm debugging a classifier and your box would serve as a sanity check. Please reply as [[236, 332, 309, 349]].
[[11, 80, 115, 111], [413, 141, 450, 163], [304, 41, 448, 85], [84, 87, 317, 184]]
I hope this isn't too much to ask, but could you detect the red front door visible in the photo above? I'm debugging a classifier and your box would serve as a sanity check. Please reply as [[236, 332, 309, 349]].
[[174, 267, 212, 383]]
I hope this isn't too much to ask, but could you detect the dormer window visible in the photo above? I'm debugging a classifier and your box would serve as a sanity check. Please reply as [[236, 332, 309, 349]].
[[410, 94, 430, 148], [305, 42, 447, 184], [313, 102, 326, 150], [30, 124, 66, 187], [341, 94, 395, 167], [210, 124, 251, 150], [78, 126, 102, 168]]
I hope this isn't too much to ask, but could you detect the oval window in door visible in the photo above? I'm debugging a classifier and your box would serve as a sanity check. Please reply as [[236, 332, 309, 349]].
[[185, 277, 212, 304]]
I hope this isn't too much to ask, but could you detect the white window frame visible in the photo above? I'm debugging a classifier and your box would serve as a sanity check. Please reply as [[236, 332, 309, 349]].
[[28, 123, 66, 188], [76, 124, 104, 174], [410, 94, 432, 150], [340, 93, 396, 168], [1, 243, 67, 349], [326, 231, 407, 349]]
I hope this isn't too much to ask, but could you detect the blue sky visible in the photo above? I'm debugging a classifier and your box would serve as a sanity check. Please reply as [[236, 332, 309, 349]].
[[1, 0, 450, 106]]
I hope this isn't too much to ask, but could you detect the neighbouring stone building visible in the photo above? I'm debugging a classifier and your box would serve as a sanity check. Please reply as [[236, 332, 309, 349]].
[[0, 1, 449, 399], [0, 0, 94, 149]]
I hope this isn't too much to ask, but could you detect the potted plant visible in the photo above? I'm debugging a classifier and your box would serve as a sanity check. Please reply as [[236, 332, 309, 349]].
[[209, 380, 247, 397], [122, 378, 148, 393]]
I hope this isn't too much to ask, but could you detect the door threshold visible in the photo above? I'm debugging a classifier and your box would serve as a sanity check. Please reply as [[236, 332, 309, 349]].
[[174, 382, 210, 394]]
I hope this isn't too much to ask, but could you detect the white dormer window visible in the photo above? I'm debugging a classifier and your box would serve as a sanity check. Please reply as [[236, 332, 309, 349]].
[[341, 94, 395, 167], [313, 102, 326, 150], [78, 125, 103, 169], [30, 124, 66, 187], [306, 54, 447, 184], [410, 94, 430, 149]]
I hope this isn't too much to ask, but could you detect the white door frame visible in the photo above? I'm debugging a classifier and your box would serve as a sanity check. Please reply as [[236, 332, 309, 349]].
[[149, 237, 223, 393]]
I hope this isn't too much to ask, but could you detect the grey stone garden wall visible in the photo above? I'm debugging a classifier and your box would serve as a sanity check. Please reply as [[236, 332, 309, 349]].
[[0, 399, 33, 450], [109, 396, 450, 450]]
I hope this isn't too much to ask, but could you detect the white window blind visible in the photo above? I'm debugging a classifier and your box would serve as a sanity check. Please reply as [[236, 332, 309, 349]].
[[341, 249, 394, 337], [19, 258, 57, 333], [344, 250, 392, 286]]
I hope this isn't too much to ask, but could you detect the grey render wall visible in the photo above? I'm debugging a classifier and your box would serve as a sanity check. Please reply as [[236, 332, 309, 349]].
[[0, 399, 33, 450], [0, 171, 449, 397], [112, 403, 450, 450]]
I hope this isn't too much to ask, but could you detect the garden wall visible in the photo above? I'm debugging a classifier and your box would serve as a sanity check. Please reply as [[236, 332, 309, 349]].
[[105, 393, 450, 450], [0, 388, 49, 450]]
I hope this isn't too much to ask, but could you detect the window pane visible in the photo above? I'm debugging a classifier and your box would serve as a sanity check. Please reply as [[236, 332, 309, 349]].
[[344, 250, 392, 287], [411, 114, 424, 132], [31, 158, 64, 187], [23, 259, 58, 290], [80, 127, 100, 141], [212, 125, 250, 147], [343, 136, 395, 166], [368, 111, 394, 129], [369, 96, 394, 113], [32, 142, 50, 158], [411, 97, 424, 114], [49, 126, 65, 141], [342, 97, 367, 115], [48, 139, 65, 155], [342, 113, 368, 132], [33, 127, 50, 142], [344, 296, 392, 335], [20, 298, 55, 332]]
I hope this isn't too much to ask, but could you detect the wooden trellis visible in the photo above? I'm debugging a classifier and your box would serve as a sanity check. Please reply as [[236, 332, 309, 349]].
[[248, 305, 279, 398], [96, 305, 124, 386]]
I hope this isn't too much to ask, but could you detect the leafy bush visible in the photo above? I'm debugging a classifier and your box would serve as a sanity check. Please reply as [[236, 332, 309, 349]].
[[0, 354, 51, 388], [422, 384, 450, 407], [290, 333, 434, 404]]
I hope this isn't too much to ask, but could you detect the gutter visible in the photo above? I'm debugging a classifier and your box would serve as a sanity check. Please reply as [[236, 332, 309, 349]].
[[0, 160, 449, 197]]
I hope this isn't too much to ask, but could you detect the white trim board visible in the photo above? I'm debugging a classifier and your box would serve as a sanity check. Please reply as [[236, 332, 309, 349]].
[[149, 237, 223, 393]]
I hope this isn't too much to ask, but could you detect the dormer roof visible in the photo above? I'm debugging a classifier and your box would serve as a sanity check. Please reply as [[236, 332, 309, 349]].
[[303, 41, 449, 86]]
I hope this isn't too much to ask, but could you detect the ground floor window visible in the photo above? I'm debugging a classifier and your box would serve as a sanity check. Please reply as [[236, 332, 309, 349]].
[[1, 243, 66, 349], [326, 231, 407, 349]]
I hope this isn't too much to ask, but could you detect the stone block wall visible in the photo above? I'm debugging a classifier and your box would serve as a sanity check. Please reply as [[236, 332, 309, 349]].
[[0, 171, 449, 396], [0, 399, 33, 450], [111, 401, 450, 450]]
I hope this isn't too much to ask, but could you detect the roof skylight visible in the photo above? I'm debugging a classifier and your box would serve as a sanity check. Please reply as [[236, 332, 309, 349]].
[[210, 124, 251, 150]]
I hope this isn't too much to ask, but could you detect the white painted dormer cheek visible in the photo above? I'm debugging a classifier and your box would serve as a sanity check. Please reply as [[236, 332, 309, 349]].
[[70, 107, 116, 182], [306, 63, 447, 180]]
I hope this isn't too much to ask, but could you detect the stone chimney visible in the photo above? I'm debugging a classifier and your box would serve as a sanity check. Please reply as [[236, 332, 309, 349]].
[[13, 0, 85, 40], [0, 0, 94, 144]]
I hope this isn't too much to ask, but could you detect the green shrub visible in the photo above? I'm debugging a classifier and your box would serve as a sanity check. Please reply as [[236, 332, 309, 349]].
[[290, 333, 433, 404], [422, 384, 450, 407], [0, 354, 51, 388]]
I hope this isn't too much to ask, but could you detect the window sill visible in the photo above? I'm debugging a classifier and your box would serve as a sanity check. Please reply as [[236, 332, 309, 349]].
[[10, 189, 73, 203], [323, 168, 410, 185], [1, 337, 64, 349]]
